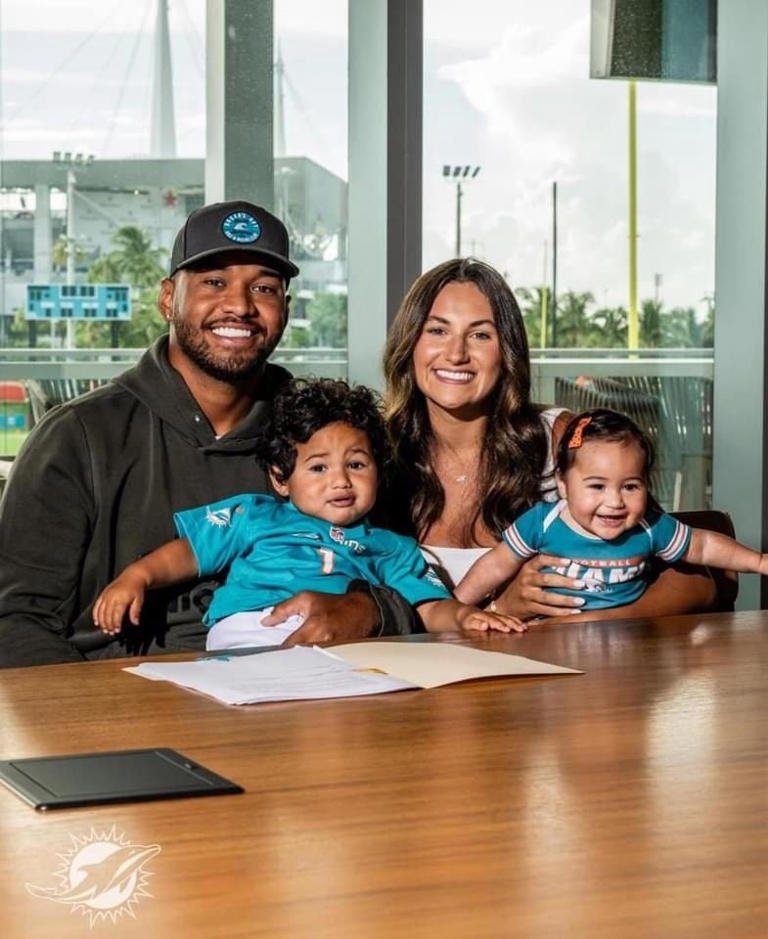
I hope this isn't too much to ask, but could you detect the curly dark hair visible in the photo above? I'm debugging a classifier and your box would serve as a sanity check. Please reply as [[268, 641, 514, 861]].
[[381, 257, 548, 541], [257, 378, 389, 483], [556, 408, 654, 478]]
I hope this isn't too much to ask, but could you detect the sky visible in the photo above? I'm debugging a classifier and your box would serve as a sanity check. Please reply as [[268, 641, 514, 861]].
[[0, 0, 717, 313]]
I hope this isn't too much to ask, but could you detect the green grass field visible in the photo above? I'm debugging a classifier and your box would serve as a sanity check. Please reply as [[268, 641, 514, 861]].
[[0, 430, 28, 458]]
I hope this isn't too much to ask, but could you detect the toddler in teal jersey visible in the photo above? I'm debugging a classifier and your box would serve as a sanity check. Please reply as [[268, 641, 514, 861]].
[[94, 379, 524, 649]]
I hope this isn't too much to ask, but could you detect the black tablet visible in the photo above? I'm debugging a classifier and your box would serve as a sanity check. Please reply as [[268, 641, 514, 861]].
[[0, 748, 244, 811]]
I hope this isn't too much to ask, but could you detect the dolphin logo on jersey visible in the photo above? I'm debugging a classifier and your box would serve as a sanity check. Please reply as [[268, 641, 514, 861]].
[[206, 506, 232, 527]]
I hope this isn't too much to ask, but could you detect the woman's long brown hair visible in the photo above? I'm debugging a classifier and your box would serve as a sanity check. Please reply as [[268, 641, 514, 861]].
[[381, 258, 547, 544]]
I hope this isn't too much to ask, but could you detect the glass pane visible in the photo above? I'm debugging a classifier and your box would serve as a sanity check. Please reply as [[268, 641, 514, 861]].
[[0, 0, 206, 454], [274, 0, 348, 379], [0, 0, 350, 455], [423, 0, 716, 510]]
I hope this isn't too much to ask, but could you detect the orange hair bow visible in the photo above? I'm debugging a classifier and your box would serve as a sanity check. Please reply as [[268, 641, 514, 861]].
[[568, 416, 592, 449]]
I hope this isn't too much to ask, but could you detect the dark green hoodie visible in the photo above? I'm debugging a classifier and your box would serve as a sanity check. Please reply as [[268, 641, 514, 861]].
[[0, 338, 416, 666]]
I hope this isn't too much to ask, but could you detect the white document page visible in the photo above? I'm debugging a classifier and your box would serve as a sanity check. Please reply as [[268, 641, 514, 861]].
[[125, 646, 416, 705]]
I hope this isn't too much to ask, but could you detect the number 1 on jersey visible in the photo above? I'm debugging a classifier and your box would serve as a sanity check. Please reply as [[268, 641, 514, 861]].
[[317, 547, 336, 574]]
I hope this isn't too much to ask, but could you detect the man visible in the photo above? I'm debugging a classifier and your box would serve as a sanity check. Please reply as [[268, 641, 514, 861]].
[[0, 200, 415, 667]]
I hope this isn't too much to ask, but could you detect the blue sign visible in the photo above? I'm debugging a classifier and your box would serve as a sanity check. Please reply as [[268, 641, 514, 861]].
[[26, 284, 132, 320], [0, 414, 25, 430]]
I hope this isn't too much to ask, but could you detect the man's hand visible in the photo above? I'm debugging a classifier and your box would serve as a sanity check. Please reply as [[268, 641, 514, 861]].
[[493, 554, 586, 619], [261, 591, 379, 646]]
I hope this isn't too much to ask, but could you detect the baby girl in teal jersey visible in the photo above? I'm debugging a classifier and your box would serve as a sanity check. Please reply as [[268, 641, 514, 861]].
[[456, 408, 768, 612]]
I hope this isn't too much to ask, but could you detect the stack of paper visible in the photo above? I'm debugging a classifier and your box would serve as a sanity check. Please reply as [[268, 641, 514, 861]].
[[126, 646, 414, 705], [125, 642, 581, 706]]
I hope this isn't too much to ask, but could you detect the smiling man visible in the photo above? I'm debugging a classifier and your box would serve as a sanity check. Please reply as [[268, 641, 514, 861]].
[[0, 201, 416, 667]]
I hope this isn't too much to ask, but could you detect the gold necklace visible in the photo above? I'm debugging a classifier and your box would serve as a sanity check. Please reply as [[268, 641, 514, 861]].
[[438, 443, 477, 485]]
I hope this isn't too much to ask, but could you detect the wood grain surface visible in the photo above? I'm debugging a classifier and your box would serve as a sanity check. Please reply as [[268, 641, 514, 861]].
[[1, 611, 766, 938]]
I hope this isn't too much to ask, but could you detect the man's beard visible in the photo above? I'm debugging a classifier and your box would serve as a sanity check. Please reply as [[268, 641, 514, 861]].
[[171, 316, 276, 383]]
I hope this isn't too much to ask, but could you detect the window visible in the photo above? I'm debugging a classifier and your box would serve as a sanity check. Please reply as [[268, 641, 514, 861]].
[[423, 0, 716, 510]]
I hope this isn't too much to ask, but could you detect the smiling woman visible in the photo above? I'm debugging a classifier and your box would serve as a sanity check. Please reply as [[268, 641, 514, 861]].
[[380, 258, 717, 624], [381, 258, 567, 587], [410, 281, 503, 418]]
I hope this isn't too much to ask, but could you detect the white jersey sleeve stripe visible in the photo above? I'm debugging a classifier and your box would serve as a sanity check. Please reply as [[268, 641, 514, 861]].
[[657, 519, 691, 562], [502, 523, 537, 558]]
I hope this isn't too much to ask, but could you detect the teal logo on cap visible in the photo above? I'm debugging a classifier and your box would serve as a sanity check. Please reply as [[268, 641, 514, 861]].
[[222, 212, 261, 244]]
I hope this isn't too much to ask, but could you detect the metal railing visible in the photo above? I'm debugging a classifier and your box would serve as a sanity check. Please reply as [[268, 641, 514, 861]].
[[529, 348, 713, 404], [1, 347, 716, 508], [0, 346, 714, 387], [0, 347, 349, 381]]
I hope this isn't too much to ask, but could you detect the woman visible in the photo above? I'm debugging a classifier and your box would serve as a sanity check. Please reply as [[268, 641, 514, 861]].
[[381, 258, 715, 620]]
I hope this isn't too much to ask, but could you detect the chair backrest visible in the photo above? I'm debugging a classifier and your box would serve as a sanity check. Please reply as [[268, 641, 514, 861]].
[[25, 378, 110, 427], [555, 375, 714, 511], [554, 376, 678, 508], [671, 509, 738, 612], [0, 459, 12, 502]]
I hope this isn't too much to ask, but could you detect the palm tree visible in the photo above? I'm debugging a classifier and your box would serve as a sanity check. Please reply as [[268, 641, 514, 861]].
[[593, 305, 627, 348], [89, 226, 166, 289], [515, 286, 549, 347], [306, 293, 347, 347], [51, 235, 89, 274], [662, 306, 701, 347], [640, 299, 663, 348], [700, 297, 714, 347], [555, 291, 600, 347], [80, 226, 168, 349]]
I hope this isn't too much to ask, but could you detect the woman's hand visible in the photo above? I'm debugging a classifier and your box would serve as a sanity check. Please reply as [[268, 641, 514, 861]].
[[542, 562, 716, 623], [494, 557, 717, 624], [492, 554, 586, 619]]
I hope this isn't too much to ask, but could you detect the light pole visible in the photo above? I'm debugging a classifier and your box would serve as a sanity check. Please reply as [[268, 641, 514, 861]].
[[65, 166, 76, 292], [442, 165, 481, 256], [551, 180, 558, 347], [628, 80, 639, 351], [53, 151, 94, 347]]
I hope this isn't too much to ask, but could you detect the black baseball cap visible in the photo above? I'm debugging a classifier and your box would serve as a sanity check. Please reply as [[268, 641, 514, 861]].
[[169, 200, 300, 280]]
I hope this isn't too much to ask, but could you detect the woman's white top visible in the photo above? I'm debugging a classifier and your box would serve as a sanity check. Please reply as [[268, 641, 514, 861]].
[[419, 545, 491, 590], [420, 407, 566, 590]]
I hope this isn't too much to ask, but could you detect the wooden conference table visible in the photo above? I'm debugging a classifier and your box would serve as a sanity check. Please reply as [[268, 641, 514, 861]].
[[1, 611, 766, 938]]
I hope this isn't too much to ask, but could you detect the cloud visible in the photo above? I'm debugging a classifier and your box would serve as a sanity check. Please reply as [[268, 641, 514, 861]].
[[275, 0, 346, 38], [1, 0, 195, 34], [441, 17, 588, 95], [638, 84, 716, 120], [423, 7, 715, 309]]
